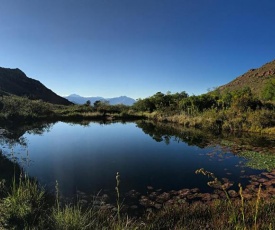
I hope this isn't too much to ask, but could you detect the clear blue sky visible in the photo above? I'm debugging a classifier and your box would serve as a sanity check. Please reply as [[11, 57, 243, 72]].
[[1, 0, 275, 99]]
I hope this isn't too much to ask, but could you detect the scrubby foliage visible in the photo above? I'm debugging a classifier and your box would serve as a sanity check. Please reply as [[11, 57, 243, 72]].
[[262, 79, 275, 101], [0, 86, 274, 134], [131, 87, 275, 134], [0, 95, 136, 123]]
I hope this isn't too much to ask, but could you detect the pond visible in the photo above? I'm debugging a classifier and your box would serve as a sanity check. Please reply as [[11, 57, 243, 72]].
[[1, 120, 275, 206]]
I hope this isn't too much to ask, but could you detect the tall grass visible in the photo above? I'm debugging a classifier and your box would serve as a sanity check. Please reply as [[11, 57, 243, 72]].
[[0, 170, 275, 229], [1, 173, 45, 228], [115, 172, 121, 223], [51, 180, 92, 230], [195, 168, 274, 230], [52, 203, 92, 230], [137, 107, 275, 134]]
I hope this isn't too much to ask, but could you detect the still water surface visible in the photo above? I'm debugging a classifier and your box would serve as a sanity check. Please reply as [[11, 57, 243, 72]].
[[1, 121, 263, 198]]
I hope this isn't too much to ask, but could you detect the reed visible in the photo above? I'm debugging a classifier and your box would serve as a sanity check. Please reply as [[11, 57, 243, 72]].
[[254, 183, 262, 230], [115, 172, 121, 223], [238, 183, 245, 227], [52, 180, 92, 230]]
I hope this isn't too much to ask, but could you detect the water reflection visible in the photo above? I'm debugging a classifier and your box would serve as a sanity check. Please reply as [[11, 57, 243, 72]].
[[0, 121, 54, 147], [136, 120, 275, 149], [0, 120, 274, 202]]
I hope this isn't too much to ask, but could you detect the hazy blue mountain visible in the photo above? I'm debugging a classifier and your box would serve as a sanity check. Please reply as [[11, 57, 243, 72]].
[[65, 94, 136, 106]]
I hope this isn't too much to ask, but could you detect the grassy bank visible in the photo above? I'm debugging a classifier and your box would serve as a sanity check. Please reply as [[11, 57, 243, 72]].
[[136, 107, 275, 135], [131, 89, 275, 135], [0, 94, 274, 135], [1, 170, 275, 229], [0, 95, 144, 124]]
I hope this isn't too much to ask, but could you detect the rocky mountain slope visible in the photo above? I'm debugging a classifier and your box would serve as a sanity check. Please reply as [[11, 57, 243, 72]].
[[218, 60, 275, 97], [0, 67, 72, 105]]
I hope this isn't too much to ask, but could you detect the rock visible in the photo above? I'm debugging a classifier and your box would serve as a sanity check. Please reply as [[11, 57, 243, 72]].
[[139, 196, 153, 207], [228, 190, 238, 198], [260, 192, 270, 199], [242, 191, 253, 199], [201, 193, 211, 201], [149, 192, 158, 200], [210, 194, 220, 199], [178, 189, 190, 198], [165, 199, 175, 207], [263, 180, 273, 187], [187, 194, 197, 200], [251, 181, 260, 186], [156, 192, 170, 203], [246, 184, 256, 191], [76, 190, 86, 196], [79, 199, 88, 205], [265, 174, 275, 179], [190, 188, 200, 193], [126, 190, 140, 198], [154, 203, 162, 209], [258, 178, 268, 183], [169, 190, 178, 196]]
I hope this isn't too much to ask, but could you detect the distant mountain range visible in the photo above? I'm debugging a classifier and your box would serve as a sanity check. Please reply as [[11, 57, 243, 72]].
[[0, 67, 72, 105], [65, 94, 136, 106]]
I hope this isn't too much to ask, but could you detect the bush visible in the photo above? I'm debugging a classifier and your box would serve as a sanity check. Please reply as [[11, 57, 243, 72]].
[[1, 175, 45, 228]]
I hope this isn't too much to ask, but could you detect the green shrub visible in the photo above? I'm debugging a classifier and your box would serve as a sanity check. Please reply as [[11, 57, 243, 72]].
[[1, 174, 45, 228]]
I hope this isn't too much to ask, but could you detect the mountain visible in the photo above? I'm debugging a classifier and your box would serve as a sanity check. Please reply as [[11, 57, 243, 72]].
[[218, 60, 275, 97], [0, 67, 72, 105], [65, 94, 104, 105], [65, 94, 136, 106], [108, 96, 136, 105]]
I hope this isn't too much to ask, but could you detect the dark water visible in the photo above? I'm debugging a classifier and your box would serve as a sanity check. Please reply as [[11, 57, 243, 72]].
[[0, 121, 270, 198]]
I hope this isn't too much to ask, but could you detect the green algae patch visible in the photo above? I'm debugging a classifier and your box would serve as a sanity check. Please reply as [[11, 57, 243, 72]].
[[239, 150, 275, 171]]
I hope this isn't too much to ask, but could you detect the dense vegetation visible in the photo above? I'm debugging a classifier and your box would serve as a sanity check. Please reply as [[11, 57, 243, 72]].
[[0, 95, 139, 123], [131, 87, 275, 134], [0, 85, 275, 135]]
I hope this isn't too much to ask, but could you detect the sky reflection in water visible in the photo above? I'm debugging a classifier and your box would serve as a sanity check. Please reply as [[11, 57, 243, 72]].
[[2, 121, 261, 197]]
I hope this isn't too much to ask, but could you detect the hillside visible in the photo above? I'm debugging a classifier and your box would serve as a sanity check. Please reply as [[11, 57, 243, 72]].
[[65, 94, 136, 106], [0, 67, 72, 105], [218, 60, 275, 98]]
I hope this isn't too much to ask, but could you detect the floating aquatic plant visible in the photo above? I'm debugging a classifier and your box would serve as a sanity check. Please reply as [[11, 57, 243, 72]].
[[239, 151, 275, 171]]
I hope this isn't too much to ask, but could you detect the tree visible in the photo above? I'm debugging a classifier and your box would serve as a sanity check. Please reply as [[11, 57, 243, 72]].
[[93, 100, 101, 109], [261, 79, 275, 101], [132, 98, 156, 112], [93, 100, 110, 115], [85, 100, 91, 106]]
